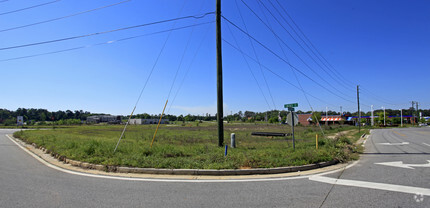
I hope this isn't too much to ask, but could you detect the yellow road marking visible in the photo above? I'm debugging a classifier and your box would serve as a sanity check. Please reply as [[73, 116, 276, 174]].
[[392, 130, 406, 137]]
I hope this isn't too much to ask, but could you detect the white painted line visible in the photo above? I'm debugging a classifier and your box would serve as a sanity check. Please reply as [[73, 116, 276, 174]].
[[309, 175, 430, 196], [423, 143, 430, 147], [5, 135, 309, 183], [377, 142, 409, 146]]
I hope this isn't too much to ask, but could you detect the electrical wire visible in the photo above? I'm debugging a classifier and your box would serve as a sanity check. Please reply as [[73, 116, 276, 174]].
[[0, 21, 214, 62], [222, 16, 356, 105], [264, 0, 354, 92], [272, 0, 355, 87], [0, 0, 61, 16], [225, 18, 273, 111], [0, 0, 131, 33], [223, 38, 339, 109], [239, 0, 355, 100], [166, 24, 212, 114], [255, 0, 326, 137], [234, 0, 276, 110], [0, 11, 215, 51]]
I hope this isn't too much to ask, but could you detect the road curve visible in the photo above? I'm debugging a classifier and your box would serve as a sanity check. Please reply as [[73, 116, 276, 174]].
[[1, 128, 429, 207]]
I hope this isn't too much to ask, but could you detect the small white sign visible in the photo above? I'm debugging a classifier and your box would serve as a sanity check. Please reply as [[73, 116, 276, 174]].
[[17, 116, 24, 126]]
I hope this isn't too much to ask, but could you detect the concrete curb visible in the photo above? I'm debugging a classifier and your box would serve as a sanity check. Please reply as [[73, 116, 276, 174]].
[[21, 137, 338, 176]]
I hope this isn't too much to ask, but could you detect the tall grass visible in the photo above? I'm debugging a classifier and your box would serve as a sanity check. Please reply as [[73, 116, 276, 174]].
[[13, 123, 362, 169]]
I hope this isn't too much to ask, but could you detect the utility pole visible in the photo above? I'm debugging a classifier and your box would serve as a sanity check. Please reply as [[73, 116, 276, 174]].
[[416, 102, 419, 123], [382, 106, 386, 126], [340, 106, 342, 116], [371, 105, 374, 126], [400, 109, 403, 127], [216, 0, 224, 147], [357, 85, 360, 132], [325, 106, 328, 126], [411, 101, 415, 126]]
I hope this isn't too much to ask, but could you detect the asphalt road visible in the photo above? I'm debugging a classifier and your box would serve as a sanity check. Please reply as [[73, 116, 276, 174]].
[[1, 128, 429, 207]]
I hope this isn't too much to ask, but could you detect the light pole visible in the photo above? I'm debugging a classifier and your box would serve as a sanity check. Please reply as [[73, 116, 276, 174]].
[[382, 106, 386, 126], [400, 109, 403, 127], [325, 106, 328, 126]]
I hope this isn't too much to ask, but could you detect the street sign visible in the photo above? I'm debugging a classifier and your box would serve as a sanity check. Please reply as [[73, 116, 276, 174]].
[[17, 116, 23, 126], [286, 112, 298, 126], [284, 103, 298, 108], [288, 107, 295, 111]]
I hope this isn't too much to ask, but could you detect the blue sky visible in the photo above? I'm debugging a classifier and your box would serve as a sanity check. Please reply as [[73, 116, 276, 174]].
[[1, 0, 429, 116]]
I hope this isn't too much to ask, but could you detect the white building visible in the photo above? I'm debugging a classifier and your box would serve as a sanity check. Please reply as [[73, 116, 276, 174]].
[[129, 119, 169, 125]]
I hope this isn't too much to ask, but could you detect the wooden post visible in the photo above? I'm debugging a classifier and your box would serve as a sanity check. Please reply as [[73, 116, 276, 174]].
[[216, 0, 224, 147]]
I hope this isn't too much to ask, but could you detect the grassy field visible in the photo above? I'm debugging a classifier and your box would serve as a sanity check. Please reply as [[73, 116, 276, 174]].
[[12, 123, 367, 169]]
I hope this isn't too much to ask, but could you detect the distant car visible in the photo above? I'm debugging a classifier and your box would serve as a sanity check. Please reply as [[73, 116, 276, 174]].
[[419, 123, 428, 126]]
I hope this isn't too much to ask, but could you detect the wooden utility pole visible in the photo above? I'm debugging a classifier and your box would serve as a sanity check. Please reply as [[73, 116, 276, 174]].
[[357, 85, 360, 132], [216, 0, 224, 147]]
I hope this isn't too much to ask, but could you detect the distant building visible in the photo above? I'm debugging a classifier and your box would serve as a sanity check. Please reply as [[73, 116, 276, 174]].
[[298, 114, 313, 126], [321, 115, 344, 125], [87, 115, 121, 124], [129, 118, 169, 125]]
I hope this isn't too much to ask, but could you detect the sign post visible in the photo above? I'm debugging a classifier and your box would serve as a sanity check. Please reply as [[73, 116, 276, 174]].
[[285, 103, 298, 150], [17, 116, 24, 126]]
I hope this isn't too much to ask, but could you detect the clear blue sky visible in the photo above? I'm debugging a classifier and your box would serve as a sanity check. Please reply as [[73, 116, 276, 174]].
[[1, 0, 429, 116]]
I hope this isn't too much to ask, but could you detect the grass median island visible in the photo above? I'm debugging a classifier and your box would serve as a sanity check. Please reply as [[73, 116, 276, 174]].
[[12, 123, 365, 169]]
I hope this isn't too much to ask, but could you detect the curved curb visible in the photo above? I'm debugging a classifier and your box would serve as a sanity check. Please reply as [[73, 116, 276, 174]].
[[13, 135, 338, 176]]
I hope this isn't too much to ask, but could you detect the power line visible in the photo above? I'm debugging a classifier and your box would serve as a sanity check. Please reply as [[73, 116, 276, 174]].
[[264, 0, 354, 92], [225, 18, 273, 111], [0, 0, 131, 33], [222, 16, 356, 104], [0, 21, 214, 62], [223, 38, 339, 109], [0, 12, 215, 51], [167, 25, 212, 114], [166, 0, 207, 101], [238, 0, 355, 100], [234, 0, 276, 110], [272, 0, 355, 87], [0, 0, 61, 16], [255, 0, 325, 137]]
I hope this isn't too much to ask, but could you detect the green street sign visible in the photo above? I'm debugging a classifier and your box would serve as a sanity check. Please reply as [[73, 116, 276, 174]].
[[284, 103, 298, 108], [288, 107, 295, 111]]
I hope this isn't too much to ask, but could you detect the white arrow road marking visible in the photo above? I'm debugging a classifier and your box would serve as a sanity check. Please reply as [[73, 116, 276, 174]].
[[377, 142, 409, 146], [309, 175, 430, 196], [375, 160, 430, 169]]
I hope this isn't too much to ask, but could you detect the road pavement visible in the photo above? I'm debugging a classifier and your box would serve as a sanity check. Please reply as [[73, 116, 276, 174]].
[[0, 128, 429, 207]]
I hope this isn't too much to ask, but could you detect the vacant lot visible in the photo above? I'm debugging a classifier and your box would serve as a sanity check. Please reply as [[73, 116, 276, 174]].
[[13, 123, 365, 169]]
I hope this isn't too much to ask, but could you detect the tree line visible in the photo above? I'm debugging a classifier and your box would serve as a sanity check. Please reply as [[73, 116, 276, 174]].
[[1, 107, 428, 126]]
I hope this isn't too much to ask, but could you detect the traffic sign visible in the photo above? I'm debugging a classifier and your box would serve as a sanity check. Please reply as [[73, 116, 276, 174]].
[[284, 103, 298, 108], [286, 112, 298, 126]]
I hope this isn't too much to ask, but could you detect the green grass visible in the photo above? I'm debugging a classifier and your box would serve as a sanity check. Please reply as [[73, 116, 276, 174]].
[[13, 123, 363, 169]]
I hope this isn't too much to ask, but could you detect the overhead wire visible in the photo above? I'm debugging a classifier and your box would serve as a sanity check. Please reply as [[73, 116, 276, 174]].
[[115, 2, 202, 152], [222, 16, 356, 105], [264, 0, 354, 92], [225, 18, 273, 111], [166, 24, 212, 114], [272, 0, 353, 86], [0, 11, 215, 51], [165, 0, 206, 103], [0, 0, 131, 33], [0, 21, 214, 62], [223, 38, 339, 109], [0, 0, 61, 16], [255, 0, 325, 137], [234, 0, 276, 110], [239, 0, 355, 100]]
